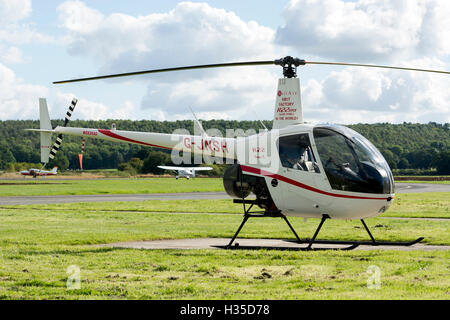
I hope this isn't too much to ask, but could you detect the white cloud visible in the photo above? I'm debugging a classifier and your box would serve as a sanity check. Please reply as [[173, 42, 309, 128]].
[[0, 46, 25, 64], [276, 0, 450, 61], [58, 1, 277, 69], [52, 91, 138, 121], [0, 0, 53, 65], [57, 0, 104, 34], [0, 62, 48, 119], [0, 0, 32, 26], [0, 0, 51, 44], [0, 65, 124, 121], [141, 67, 277, 118], [302, 60, 450, 123], [275, 0, 450, 124], [56, 1, 282, 121], [54, 0, 450, 124]]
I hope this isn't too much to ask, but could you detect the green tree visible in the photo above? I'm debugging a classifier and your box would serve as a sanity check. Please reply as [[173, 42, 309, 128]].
[[47, 152, 69, 171], [0, 147, 15, 168], [142, 151, 171, 174], [433, 151, 450, 174]]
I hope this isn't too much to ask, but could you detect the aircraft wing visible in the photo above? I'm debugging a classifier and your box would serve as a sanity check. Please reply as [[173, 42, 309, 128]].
[[191, 167, 213, 171], [157, 166, 212, 171], [157, 166, 186, 171]]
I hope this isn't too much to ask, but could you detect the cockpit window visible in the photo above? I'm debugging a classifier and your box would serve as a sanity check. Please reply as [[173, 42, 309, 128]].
[[278, 134, 320, 173], [313, 126, 393, 194]]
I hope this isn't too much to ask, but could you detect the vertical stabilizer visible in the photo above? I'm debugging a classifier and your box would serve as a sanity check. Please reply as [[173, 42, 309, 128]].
[[272, 78, 303, 129], [39, 98, 52, 163]]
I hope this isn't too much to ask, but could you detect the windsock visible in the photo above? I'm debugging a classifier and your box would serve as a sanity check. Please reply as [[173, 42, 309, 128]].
[[78, 137, 85, 170]]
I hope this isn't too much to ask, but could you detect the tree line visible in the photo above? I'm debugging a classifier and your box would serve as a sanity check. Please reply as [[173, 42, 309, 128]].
[[0, 120, 448, 175]]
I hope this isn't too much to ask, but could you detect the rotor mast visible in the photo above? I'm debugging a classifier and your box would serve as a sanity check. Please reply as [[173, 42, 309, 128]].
[[272, 56, 305, 129]]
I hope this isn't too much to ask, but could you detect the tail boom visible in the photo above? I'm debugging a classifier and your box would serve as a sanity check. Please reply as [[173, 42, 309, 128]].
[[53, 126, 237, 159]]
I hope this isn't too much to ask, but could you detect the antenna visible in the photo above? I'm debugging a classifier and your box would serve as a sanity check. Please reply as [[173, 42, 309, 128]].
[[252, 110, 268, 131], [188, 105, 208, 136]]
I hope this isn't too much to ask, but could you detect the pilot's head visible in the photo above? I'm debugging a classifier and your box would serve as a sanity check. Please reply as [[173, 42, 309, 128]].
[[297, 135, 310, 147]]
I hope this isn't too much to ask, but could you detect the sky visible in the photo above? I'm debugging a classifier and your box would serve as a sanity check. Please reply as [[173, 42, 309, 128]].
[[0, 0, 449, 124]]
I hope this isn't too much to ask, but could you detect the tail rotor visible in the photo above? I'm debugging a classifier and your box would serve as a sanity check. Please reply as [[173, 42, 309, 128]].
[[49, 98, 78, 160]]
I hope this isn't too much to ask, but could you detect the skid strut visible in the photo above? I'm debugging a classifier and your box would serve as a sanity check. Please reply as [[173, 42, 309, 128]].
[[226, 199, 301, 249]]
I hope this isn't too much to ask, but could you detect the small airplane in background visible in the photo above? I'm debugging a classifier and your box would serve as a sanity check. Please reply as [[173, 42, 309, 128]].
[[20, 167, 58, 178], [157, 166, 212, 179]]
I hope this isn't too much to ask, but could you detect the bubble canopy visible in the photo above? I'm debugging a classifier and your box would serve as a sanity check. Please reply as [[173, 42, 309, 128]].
[[313, 125, 394, 194]]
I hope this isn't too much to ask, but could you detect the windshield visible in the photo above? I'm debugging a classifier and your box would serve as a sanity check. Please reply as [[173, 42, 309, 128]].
[[313, 125, 394, 194]]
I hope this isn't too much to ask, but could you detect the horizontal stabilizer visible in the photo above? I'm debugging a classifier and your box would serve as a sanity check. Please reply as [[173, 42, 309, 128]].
[[25, 129, 55, 133]]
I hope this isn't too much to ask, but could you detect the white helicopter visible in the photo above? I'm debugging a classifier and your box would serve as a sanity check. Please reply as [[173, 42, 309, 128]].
[[157, 165, 213, 179], [28, 56, 449, 249]]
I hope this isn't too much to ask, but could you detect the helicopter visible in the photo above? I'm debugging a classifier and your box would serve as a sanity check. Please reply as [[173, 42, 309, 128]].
[[28, 56, 450, 250]]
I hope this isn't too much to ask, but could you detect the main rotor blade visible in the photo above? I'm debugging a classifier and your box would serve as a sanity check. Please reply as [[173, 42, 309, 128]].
[[305, 61, 450, 74], [53, 56, 450, 84], [53, 60, 274, 84]]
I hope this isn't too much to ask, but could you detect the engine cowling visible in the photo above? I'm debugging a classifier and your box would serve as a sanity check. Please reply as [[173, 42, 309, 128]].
[[223, 164, 251, 199], [223, 164, 274, 210]]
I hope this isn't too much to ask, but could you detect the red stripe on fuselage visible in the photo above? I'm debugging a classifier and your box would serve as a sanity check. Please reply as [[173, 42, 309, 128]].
[[241, 165, 391, 200], [98, 129, 172, 150]]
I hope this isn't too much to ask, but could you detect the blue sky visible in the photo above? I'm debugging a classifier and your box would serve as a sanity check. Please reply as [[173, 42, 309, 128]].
[[0, 0, 449, 123]]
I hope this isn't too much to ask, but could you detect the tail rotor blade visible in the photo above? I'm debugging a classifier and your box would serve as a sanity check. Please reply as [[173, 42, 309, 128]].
[[64, 98, 78, 126], [49, 97, 78, 160], [49, 134, 63, 160]]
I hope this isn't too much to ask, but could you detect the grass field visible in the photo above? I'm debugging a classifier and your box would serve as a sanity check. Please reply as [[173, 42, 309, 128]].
[[0, 178, 225, 196], [399, 180, 450, 184], [0, 178, 448, 299], [0, 177, 448, 198]]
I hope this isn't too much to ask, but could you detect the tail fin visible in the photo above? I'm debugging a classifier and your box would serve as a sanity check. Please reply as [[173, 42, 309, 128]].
[[52, 167, 58, 173], [39, 98, 53, 164]]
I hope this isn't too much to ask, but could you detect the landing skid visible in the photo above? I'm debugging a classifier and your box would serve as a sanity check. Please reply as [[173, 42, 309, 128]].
[[290, 237, 424, 247], [301, 215, 424, 249], [286, 237, 424, 250], [217, 243, 359, 251], [225, 200, 424, 251]]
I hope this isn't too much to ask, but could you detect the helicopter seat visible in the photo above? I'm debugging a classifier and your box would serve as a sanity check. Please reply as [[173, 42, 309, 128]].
[[304, 160, 316, 172], [295, 148, 317, 172]]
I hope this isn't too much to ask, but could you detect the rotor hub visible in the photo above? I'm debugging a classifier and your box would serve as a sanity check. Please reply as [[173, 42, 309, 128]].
[[274, 56, 306, 78]]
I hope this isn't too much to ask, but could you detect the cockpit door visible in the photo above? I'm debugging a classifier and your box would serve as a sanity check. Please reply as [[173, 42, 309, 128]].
[[277, 133, 332, 215]]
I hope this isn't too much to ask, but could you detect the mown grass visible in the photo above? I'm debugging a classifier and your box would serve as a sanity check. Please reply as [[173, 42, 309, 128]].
[[0, 194, 449, 299], [0, 178, 224, 196], [383, 193, 450, 218], [1, 192, 447, 219], [399, 180, 450, 184], [1, 245, 448, 300], [0, 177, 448, 300]]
